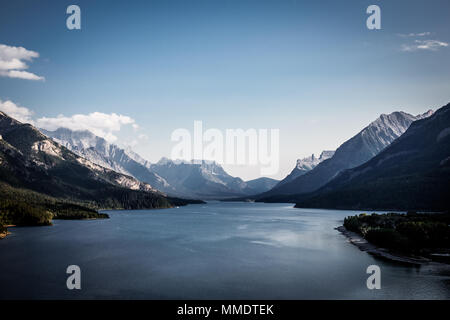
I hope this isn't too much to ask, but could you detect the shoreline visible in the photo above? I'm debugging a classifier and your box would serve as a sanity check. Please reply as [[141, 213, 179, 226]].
[[0, 217, 106, 239], [0, 225, 15, 239], [0, 231, 10, 239], [335, 225, 437, 266]]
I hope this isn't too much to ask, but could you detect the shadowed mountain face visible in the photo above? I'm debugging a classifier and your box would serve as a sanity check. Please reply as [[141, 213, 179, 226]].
[[295, 103, 450, 211], [257, 110, 433, 200], [0, 112, 196, 209]]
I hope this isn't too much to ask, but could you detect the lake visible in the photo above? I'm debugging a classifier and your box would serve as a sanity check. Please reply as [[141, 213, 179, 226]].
[[1, 202, 449, 299]]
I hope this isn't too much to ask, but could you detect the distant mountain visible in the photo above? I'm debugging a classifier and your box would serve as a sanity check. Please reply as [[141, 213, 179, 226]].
[[257, 110, 433, 201], [150, 158, 277, 199], [275, 151, 335, 188], [0, 111, 197, 210], [42, 128, 274, 199], [295, 103, 450, 211], [244, 177, 279, 194], [41, 128, 172, 192]]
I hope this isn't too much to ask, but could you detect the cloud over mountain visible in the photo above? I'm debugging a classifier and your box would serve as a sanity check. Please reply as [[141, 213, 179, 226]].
[[36, 112, 137, 143], [0, 99, 34, 124], [0, 97, 140, 143]]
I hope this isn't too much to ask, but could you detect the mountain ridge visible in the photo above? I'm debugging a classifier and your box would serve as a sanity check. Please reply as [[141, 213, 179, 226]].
[[41, 127, 171, 192], [150, 158, 279, 199], [294, 103, 450, 211], [0, 111, 200, 211], [255, 109, 433, 201], [42, 129, 278, 199], [275, 150, 335, 189]]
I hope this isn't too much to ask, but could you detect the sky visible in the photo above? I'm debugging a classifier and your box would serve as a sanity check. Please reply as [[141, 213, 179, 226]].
[[1, 0, 449, 180]]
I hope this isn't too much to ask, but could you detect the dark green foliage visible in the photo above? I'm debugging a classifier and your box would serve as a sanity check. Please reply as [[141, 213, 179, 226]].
[[0, 182, 109, 229], [0, 201, 52, 226], [295, 169, 450, 211], [365, 228, 410, 251], [167, 197, 205, 206], [49, 202, 109, 220], [396, 221, 450, 248], [0, 180, 203, 230], [343, 212, 450, 253], [343, 214, 363, 233], [89, 187, 172, 209]]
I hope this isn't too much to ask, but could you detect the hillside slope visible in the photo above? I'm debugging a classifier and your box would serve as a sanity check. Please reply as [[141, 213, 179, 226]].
[[295, 103, 450, 211], [41, 128, 172, 193], [0, 112, 199, 212], [257, 110, 433, 201]]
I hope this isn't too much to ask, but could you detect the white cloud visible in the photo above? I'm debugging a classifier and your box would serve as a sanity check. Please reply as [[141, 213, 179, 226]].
[[401, 39, 449, 52], [0, 58, 27, 70], [36, 112, 137, 142], [397, 32, 431, 37], [127, 139, 139, 147], [0, 99, 34, 124], [2, 70, 44, 81], [124, 133, 148, 148], [1, 98, 141, 144], [0, 44, 44, 81]]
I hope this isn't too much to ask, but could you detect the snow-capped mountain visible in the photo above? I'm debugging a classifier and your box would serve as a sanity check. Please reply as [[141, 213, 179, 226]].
[[257, 109, 434, 199], [276, 151, 335, 188], [41, 128, 277, 199], [123, 146, 151, 169], [0, 111, 176, 206], [150, 158, 278, 199], [245, 177, 279, 193], [41, 128, 170, 191], [296, 104, 449, 211]]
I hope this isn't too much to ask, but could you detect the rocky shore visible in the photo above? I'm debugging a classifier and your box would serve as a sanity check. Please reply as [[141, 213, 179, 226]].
[[336, 225, 433, 266], [0, 225, 13, 240]]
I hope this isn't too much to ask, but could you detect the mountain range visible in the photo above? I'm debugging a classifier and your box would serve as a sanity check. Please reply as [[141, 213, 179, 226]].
[[1, 102, 445, 214], [42, 128, 279, 199], [294, 103, 450, 211], [0, 111, 199, 213], [255, 109, 434, 202], [41, 128, 171, 192], [150, 158, 279, 199]]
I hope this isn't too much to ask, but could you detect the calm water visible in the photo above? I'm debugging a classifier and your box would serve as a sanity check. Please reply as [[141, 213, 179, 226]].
[[1, 202, 450, 299]]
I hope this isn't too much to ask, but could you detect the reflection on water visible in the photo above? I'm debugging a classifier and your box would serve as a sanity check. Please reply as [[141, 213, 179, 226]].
[[0, 202, 449, 299]]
